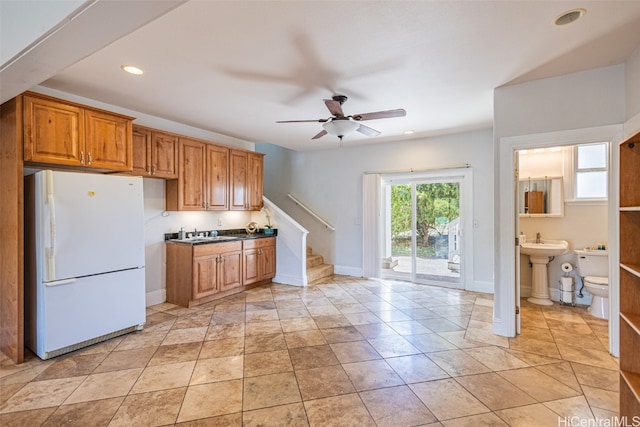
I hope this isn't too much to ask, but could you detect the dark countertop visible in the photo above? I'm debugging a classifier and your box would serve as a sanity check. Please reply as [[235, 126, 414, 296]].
[[164, 229, 276, 245]]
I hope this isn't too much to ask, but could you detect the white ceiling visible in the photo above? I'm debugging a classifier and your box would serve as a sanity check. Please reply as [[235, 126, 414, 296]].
[[39, 1, 640, 151]]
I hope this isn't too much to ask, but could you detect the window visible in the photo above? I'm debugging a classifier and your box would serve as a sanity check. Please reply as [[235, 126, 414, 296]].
[[575, 142, 607, 199]]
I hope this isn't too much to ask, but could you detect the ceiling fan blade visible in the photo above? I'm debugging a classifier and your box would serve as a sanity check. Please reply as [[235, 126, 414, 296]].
[[352, 109, 406, 121], [356, 124, 381, 137], [311, 130, 328, 140], [276, 119, 328, 123], [324, 99, 345, 117]]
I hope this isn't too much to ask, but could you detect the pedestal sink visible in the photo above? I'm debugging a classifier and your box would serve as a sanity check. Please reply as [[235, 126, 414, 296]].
[[520, 239, 569, 306]]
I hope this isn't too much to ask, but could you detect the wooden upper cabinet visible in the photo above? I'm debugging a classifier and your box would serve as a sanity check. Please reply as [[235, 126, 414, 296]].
[[84, 109, 131, 170], [206, 144, 229, 210], [175, 138, 207, 210], [230, 149, 264, 211], [23, 95, 84, 166], [132, 126, 152, 175], [22, 93, 133, 171], [131, 125, 178, 178]]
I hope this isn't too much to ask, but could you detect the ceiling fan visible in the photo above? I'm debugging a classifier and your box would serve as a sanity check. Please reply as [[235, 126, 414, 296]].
[[276, 95, 406, 141]]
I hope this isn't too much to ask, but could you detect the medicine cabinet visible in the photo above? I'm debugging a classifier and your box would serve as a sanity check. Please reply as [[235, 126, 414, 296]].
[[518, 176, 564, 217]]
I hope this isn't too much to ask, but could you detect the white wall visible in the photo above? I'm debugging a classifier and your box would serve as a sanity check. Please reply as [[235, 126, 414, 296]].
[[494, 64, 626, 338], [258, 128, 495, 293], [626, 45, 640, 120]]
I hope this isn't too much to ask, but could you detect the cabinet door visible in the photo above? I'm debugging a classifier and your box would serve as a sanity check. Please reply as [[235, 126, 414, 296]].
[[84, 109, 132, 171], [193, 256, 219, 299], [151, 131, 178, 178], [229, 150, 248, 210], [243, 248, 261, 286], [206, 145, 229, 210], [219, 250, 243, 291], [131, 126, 152, 176], [178, 138, 206, 210], [23, 95, 84, 166], [247, 152, 264, 210], [261, 245, 276, 280]]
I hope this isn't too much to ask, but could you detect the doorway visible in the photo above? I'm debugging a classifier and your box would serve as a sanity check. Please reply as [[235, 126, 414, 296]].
[[379, 169, 472, 289]]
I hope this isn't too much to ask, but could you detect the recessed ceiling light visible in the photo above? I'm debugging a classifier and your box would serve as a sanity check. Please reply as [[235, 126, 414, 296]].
[[554, 8, 586, 26], [121, 65, 144, 75]]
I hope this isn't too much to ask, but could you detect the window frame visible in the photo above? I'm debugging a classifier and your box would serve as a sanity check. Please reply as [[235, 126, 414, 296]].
[[565, 142, 609, 204]]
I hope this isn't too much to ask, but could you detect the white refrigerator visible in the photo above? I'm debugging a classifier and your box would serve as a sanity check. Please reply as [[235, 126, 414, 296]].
[[25, 170, 146, 360]]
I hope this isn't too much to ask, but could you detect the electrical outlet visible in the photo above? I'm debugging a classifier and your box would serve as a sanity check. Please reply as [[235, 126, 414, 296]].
[[218, 218, 223, 227]]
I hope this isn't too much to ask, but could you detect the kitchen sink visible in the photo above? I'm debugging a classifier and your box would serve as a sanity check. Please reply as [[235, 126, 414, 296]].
[[172, 236, 240, 243]]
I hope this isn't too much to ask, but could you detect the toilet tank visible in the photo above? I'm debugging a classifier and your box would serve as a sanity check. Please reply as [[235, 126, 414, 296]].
[[575, 249, 609, 277]]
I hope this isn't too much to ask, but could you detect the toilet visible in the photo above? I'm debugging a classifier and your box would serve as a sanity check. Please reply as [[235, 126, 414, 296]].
[[575, 249, 609, 319]]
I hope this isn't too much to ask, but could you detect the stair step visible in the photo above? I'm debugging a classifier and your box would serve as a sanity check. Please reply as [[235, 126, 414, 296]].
[[307, 263, 334, 284], [307, 254, 324, 269]]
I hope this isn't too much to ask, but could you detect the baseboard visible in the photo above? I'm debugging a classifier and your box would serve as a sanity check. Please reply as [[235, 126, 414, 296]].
[[469, 280, 494, 294], [334, 265, 363, 277], [519, 284, 532, 298], [146, 289, 166, 307], [273, 273, 307, 287]]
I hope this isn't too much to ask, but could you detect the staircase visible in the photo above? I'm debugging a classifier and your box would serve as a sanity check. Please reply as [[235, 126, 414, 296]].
[[306, 246, 334, 284]]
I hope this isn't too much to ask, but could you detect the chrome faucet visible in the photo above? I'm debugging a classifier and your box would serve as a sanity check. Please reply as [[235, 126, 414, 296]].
[[536, 232, 541, 244]]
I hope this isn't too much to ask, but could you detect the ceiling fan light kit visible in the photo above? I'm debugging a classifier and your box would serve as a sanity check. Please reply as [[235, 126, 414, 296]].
[[277, 95, 406, 142]]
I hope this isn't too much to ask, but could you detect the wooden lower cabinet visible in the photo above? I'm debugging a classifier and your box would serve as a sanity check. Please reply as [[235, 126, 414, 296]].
[[243, 237, 276, 285], [166, 237, 274, 307]]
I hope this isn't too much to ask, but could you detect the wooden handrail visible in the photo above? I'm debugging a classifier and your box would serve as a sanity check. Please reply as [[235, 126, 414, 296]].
[[287, 194, 335, 231]]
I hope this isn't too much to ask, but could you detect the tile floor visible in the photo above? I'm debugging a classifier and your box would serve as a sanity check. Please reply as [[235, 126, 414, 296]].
[[0, 275, 619, 426]]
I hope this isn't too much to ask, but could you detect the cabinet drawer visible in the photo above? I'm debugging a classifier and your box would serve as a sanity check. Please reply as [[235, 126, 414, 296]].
[[193, 241, 242, 257], [243, 237, 275, 250]]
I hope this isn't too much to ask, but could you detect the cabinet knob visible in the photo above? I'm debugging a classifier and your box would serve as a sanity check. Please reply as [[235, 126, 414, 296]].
[[152, 165, 156, 175], [80, 151, 85, 165], [88, 152, 92, 165], [146, 165, 151, 174]]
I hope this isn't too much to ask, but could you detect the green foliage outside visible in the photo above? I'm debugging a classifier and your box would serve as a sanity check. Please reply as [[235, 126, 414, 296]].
[[391, 183, 459, 258]]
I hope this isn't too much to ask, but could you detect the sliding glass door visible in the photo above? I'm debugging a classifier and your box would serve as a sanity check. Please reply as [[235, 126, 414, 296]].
[[381, 176, 463, 288]]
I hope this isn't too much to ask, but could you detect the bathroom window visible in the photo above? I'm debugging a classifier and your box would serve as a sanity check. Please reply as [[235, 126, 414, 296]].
[[574, 142, 608, 199]]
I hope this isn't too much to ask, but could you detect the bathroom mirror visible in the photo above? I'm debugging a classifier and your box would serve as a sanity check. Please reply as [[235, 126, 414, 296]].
[[518, 176, 564, 217]]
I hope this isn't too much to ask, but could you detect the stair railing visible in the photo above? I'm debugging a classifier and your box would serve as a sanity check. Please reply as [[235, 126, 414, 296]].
[[287, 193, 335, 231]]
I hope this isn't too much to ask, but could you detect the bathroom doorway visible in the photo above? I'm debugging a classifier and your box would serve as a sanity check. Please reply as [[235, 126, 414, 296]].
[[515, 142, 611, 334]]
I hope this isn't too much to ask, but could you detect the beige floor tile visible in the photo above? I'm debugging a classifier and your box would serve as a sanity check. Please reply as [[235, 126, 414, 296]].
[[304, 393, 376, 427], [245, 309, 279, 323], [405, 333, 458, 353], [244, 333, 287, 354], [0, 407, 56, 426], [190, 356, 243, 385], [162, 326, 208, 346], [572, 362, 619, 392], [130, 361, 194, 393], [410, 378, 490, 420], [543, 395, 595, 420], [244, 320, 282, 336], [360, 385, 437, 427], [244, 350, 292, 377], [42, 397, 123, 426], [320, 326, 365, 343], [277, 308, 313, 320], [354, 322, 400, 338], [284, 329, 327, 348], [385, 353, 449, 383], [494, 403, 564, 426], [115, 330, 168, 351], [33, 353, 107, 380], [312, 314, 352, 328], [464, 346, 529, 371], [418, 317, 465, 333], [243, 402, 309, 427], [200, 337, 244, 358], [455, 372, 536, 410], [367, 335, 422, 358], [330, 340, 381, 363], [205, 323, 245, 340], [508, 336, 561, 358], [441, 412, 509, 426], [63, 368, 142, 404], [341, 359, 404, 391], [295, 365, 356, 400], [436, 331, 489, 349], [147, 341, 202, 366], [551, 328, 608, 351], [582, 384, 619, 413], [504, 349, 562, 366], [109, 387, 186, 426], [243, 372, 301, 411], [177, 379, 243, 422], [280, 317, 318, 332], [556, 344, 619, 370], [518, 325, 555, 342], [173, 310, 214, 329], [92, 346, 156, 374], [0, 376, 85, 413], [427, 350, 492, 377], [498, 367, 581, 402], [464, 326, 509, 347], [537, 362, 582, 392], [289, 344, 340, 370]]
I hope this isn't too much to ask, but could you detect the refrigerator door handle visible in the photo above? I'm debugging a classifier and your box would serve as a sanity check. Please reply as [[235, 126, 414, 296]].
[[45, 170, 56, 281], [44, 278, 77, 287]]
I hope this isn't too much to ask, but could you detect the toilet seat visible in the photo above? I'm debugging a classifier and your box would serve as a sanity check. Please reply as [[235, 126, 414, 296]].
[[584, 276, 608, 286]]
